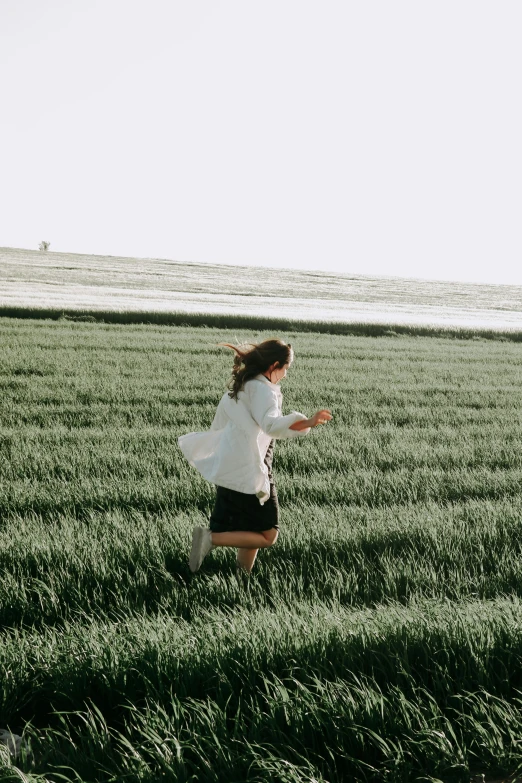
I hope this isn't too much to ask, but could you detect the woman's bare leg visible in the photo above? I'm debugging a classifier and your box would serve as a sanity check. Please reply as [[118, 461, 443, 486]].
[[211, 529, 278, 549], [236, 547, 259, 573], [211, 528, 279, 574]]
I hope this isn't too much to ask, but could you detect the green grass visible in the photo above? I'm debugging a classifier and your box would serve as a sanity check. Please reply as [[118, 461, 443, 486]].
[[1, 316, 522, 782], [1, 304, 522, 341]]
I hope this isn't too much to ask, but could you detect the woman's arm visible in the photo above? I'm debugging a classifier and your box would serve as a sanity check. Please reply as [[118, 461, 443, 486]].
[[248, 383, 311, 438], [289, 409, 333, 431]]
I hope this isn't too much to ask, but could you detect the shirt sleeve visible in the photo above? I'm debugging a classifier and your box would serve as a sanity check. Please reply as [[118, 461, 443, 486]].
[[248, 382, 311, 439]]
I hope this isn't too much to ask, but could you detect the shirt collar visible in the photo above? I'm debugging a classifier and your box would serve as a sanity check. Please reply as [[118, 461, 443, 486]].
[[255, 374, 282, 392]]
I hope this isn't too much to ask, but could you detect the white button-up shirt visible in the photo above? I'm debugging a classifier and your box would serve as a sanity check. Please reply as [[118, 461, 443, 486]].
[[178, 374, 310, 504]]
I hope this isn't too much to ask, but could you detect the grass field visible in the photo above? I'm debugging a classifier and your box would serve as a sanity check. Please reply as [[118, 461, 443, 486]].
[[2, 316, 522, 782]]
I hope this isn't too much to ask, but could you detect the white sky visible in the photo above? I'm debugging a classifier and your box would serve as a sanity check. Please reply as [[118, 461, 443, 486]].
[[1, 1, 521, 285]]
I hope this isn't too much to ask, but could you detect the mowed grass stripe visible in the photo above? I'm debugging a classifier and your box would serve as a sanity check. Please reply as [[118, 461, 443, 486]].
[[2, 422, 522, 472], [28, 679, 522, 783], [2, 463, 522, 516], [2, 499, 522, 630], [2, 596, 522, 726]]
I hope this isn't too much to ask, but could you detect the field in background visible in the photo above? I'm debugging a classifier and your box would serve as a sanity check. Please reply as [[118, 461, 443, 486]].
[[2, 316, 522, 781], [2, 246, 522, 329]]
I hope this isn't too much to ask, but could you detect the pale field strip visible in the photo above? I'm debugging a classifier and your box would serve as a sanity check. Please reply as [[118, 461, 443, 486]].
[[2, 246, 522, 328]]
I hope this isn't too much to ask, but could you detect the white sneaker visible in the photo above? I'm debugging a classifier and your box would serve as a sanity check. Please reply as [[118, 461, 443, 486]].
[[189, 526, 214, 573]]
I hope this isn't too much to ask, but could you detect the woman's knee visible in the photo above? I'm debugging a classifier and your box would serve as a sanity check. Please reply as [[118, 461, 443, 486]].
[[261, 527, 279, 546]]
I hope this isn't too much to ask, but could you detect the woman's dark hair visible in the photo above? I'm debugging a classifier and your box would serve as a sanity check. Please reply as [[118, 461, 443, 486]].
[[219, 339, 293, 400]]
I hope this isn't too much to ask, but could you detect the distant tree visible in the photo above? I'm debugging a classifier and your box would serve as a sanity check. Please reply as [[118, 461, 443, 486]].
[[39, 241, 50, 251]]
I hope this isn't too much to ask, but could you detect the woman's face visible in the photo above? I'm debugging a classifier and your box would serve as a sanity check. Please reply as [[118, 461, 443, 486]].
[[268, 358, 292, 384]]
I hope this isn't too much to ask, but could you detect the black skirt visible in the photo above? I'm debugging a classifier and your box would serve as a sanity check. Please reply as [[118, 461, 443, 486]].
[[209, 440, 279, 533]]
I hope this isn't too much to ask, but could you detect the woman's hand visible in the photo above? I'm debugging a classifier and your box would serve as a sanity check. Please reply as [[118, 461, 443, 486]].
[[289, 409, 333, 431], [310, 409, 333, 428]]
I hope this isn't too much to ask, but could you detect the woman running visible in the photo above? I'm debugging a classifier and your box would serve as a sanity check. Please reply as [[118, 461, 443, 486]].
[[178, 339, 332, 574]]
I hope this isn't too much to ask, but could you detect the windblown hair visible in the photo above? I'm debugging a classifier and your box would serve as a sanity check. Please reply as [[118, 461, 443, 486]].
[[219, 339, 293, 400]]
